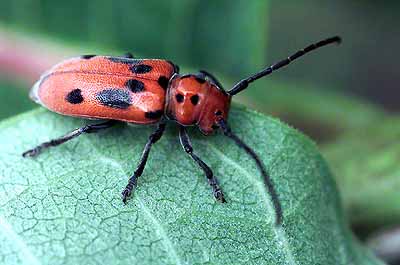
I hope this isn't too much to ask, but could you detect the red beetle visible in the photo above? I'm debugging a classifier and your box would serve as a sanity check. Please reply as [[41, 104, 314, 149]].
[[23, 36, 341, 225]]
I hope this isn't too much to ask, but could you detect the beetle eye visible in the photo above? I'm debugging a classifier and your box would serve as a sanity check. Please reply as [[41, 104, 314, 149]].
[[176, 93, 184, 103], [190, 94, 199, 105], [215, 110, 222, 116]]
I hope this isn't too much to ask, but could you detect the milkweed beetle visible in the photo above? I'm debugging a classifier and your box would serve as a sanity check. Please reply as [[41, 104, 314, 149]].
[[23, 36, 341, 225]]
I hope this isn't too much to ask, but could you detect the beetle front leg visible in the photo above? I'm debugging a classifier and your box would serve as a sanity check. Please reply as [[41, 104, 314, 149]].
[[121, 122, 166, 204], [179, 126, 226, 203]]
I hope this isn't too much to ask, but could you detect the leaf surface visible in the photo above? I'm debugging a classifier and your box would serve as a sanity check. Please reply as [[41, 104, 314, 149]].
[[0, 106, 383, 265]]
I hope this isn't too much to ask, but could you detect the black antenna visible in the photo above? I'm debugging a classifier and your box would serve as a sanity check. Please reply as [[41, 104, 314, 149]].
[[228, 36, 341, 96]]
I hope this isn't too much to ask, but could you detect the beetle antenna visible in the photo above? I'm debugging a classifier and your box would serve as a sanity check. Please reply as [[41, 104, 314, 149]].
[[218, 118, 283, 226], [228, 36, 341, 96]]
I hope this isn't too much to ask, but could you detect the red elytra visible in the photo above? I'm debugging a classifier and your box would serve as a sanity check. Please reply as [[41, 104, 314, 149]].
[[24, 37, 341, 226], [31, 57, 176, 125]]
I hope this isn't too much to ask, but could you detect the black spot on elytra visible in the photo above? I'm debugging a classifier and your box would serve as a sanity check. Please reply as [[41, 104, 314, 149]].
[[195, 77, 206, 84], [107, 57, 139, 64], [130, 64, 152, 74], [145, 110, 163, 119], [96, 89, 132, 109], [158, 76, 169, 90], [66, 89, 84, 104], [176, 94, 184, 103], [125, 79, 145, 93], [190, 94, 199, 105], [81, 55, 96, 59]]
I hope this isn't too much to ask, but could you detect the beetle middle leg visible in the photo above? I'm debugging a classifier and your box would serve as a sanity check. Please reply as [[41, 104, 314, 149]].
[[22, 120, 117, 158], [121, 121, 166, 204], [179, 126, 226, 203]]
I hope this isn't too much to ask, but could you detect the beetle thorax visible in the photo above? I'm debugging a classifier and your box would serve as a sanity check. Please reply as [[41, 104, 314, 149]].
[[165, 74, 231, 135]]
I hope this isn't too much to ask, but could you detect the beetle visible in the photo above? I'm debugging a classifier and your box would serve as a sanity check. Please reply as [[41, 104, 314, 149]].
[[23, 36, 341, 225]]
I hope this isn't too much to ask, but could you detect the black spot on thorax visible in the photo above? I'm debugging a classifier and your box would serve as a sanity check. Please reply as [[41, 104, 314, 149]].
[[125, 79, 145, 93], [145, 110, 163, 119], [96, 89, 132, 109], [175, 93, 184, 103], [66, 89, 84, 104], [190, 94, 199, 105]]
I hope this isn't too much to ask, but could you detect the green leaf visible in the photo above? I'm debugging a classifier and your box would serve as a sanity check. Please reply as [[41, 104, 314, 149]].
[[323, 117, 400, 226], [0, 106, 383, 265]]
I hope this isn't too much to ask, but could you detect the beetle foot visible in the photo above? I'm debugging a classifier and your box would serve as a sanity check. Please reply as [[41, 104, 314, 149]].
[[121, 188, 132, 204], [213, 187, 226, 203], [22, 147, 42, 158]]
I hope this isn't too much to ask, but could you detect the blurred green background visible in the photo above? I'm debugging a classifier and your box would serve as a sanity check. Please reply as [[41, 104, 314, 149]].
[[0, 0, 399, 263], [0, 0, 400, 122], [1, 1, 399, 120]]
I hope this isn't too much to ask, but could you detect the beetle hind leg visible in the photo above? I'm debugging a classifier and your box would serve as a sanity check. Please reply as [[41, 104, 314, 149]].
[[22, 120, 117, 158], [179, 126, 226, 203]]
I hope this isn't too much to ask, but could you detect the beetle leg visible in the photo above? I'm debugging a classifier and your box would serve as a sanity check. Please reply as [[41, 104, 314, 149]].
[[121, 122, 166, 204], [217, 118, 283, 225], [179, 126, 226, 203], [22, 120, 117, 158]]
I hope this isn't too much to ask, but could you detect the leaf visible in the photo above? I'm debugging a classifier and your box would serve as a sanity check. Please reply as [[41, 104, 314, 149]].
[[323, 117, 400, 226], [0, 105, 383, 265]]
